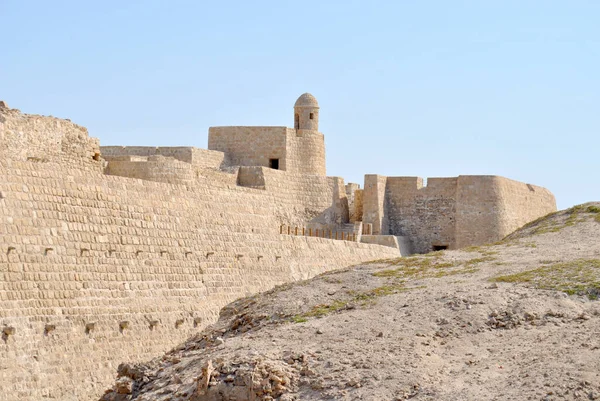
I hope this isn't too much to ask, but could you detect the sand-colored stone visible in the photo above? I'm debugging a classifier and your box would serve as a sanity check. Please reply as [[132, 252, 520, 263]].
[[363, 175, 556, 254], [0, 93, 556, 400], [101, 205, 600, 401]]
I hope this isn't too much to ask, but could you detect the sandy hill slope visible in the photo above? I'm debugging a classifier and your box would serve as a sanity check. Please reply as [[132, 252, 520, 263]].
[[101, 203, 600, 401]]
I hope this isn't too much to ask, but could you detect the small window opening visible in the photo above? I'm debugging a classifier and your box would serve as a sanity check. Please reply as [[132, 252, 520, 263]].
[[92, 153, 100, 161], [269, 159, 279, 170], [432, 245, 448, 251], [294, 113, 300, 129], [309, 112, 314, 120]]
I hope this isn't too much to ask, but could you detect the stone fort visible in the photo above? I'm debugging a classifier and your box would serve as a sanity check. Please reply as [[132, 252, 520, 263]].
[[0, 94, 555, 400]]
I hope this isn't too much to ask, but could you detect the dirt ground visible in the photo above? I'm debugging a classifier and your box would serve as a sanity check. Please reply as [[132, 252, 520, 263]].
[[101, 203, 600, 401]]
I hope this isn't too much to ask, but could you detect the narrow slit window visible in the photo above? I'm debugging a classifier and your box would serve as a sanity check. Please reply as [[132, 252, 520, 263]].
[[309, 112, 314, 120]]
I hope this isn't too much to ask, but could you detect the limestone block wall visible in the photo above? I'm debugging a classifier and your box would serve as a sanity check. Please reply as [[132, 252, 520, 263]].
[[362, 175, 556, 253], [496, 179, 556, 236], [454, 176, 556, 248], [0, 160, 399, 401], [353, 189, 364, 223], [386, 177, 458, 254], [0, 104, 101, 171], [101, 146, 228, 169], [104, 155, 196, 185], [345, 183, 362, 223], [189, 147, 229, 169], [237, 166, 349, 227], [363, 175, 389, 235], [208, 126, 288, 169], [207, 127, 326, 176], [285, 128, 326, 176]]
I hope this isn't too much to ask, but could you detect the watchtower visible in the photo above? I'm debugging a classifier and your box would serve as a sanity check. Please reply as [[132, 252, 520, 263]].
[[294, 93, 319, 131]]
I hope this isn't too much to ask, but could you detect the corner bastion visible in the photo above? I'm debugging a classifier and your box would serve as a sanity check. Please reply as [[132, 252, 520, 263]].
[[0, 94, 555, 400]]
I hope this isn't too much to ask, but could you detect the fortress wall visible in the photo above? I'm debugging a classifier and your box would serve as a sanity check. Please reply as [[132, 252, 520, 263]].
[[345, 183, 360, 223], [260, 167, 349, 226], [490, 177, 556, 239], [239, 167, 349, 227], [237, 166, 267, 189], [385, 177, 458, 254], [454, 176, 513, 248], [101, 146, 227, 170], [285, 128, 327, 176], [189, 147, 228, 169], [208, 127, 287, 169], [0, 160, 399, 401], [495, 179, 556, 236], [364, 175, 557, 252], [101, 146, 196, 162], [363, 175, 389, 235], [0, 106, 100, 171], [454, 176, 556, 248], [352, 189, 364, 223], [104, 156, 196, 185]]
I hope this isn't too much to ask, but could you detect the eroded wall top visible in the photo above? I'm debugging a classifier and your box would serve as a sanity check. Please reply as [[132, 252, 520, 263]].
[[0, 101, 100, 169]]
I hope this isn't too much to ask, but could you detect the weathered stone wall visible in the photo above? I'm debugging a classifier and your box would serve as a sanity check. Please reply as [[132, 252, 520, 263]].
[[454, 176, 556, 248], [237, 166, 348, 227], [0, 159, 399, 401], [101, 146, 227, 169], [496, 179, 556, 237], [207, 127, 326, 176], [362, 175, 556, 253], [0, 101, 557, 401], [285, 128, 326, 176], [363, 175, 389, 235], [104, 155, 196, 185], [386, 177, 457, 254], [345, 183, 361, 223], [0, 104, 100, 171], [208, 126, 288, 170]]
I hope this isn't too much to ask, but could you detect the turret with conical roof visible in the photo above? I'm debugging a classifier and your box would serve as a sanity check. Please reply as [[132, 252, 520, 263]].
[[294, 93, 319, 131]]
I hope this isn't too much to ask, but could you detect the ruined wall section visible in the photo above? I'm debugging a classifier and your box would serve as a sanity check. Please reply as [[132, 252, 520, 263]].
[[208, 127, 287, 170], [385, 177, 458, 254], [0, 160, 399, 401], [285, 128, 326, 176], [0, 104, 101, 171]]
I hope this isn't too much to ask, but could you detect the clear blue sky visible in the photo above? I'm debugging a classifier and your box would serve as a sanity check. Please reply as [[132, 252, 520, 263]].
[[2, 1, 598, 209]]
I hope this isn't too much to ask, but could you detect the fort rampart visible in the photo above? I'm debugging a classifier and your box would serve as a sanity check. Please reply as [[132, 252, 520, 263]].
[[0, 103, 398, 400], [0, 94, 557, 400], [363, 175, 556, 253]]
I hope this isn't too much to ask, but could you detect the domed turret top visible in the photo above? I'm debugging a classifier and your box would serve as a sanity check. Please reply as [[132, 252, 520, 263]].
[[294, 93, 319, 108]]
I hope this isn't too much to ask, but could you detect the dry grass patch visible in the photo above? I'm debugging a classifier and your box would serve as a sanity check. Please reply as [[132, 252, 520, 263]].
[[371, 254, 491, 280], [528, 205, 595, 235], [491, 259, 600, 300]]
